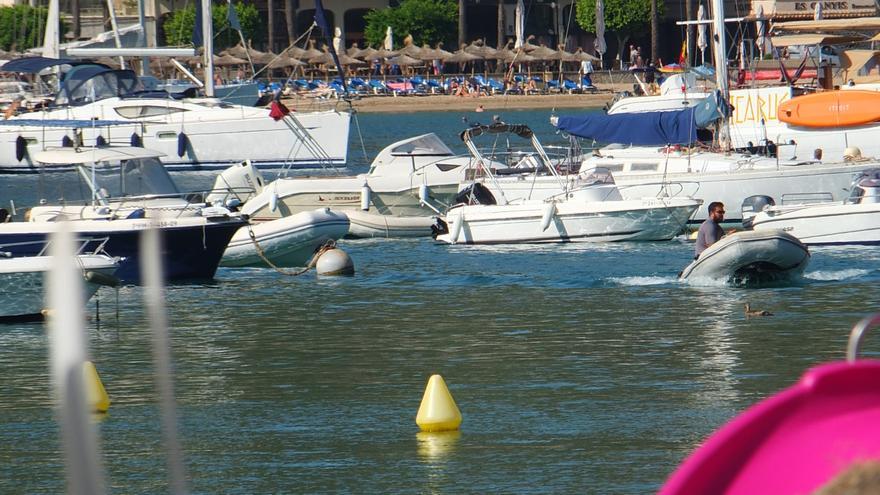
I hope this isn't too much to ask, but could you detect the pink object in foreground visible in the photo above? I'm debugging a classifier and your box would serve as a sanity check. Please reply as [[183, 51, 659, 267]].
[[660, 359, 880, 494]]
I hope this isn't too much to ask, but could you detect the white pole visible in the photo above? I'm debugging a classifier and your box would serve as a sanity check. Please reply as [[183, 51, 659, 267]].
[[710, 0, 730, 149], [104, 0, 126, 69]]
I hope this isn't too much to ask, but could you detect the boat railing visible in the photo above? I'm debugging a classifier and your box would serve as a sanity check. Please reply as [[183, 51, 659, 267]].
[[614, 180, 702, 199], [0, 236, 112, 258]]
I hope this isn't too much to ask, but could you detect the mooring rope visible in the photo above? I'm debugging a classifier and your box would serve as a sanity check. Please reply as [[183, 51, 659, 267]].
[[246, 225, 336, 276]]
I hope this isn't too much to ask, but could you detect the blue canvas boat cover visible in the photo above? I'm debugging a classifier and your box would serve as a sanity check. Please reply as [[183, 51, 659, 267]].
[[555, 91, 730, 146]]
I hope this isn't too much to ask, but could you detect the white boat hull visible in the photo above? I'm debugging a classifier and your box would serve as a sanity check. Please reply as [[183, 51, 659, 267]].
[[679, 230, 810, 286], [344, 210, 437, 238], [2, 101, 350, 171], [436, 198, 699, 244], [750, 202, 880, 246], [221, 209, 350, 267], [0, 254, 118, 320]]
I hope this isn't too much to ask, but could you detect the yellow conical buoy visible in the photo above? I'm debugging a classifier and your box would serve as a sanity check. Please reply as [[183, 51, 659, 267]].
[[83, 361, 110, 414], [416, 374, 462, 432]]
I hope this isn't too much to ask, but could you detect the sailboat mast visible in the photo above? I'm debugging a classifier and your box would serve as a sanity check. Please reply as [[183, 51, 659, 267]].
[[201, 0, 215, 97], [104, 0, 126, 69], [710, 0, 730, 149]]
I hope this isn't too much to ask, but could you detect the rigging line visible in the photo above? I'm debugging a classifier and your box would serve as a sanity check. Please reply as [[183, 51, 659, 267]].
[[251, 22, 317, 81]]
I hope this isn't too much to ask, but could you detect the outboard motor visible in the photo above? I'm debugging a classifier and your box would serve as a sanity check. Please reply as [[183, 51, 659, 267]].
[[741, 195, 775, 229], [453, 183, 497, 206], [206, 160, 266, 207]]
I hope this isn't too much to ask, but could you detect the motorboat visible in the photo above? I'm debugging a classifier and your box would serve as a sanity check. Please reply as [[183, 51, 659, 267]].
[[0, 146, 248, 282], [221, 208, 349, 267], [0, 57, 350, 171], [678, 230, 810, 286], [0, 238, 119, 321], [208, 133, 504, 238], [20, 147, 347, 270], [660, 313, 880, 494], [744, 172, 880, 246], [432, 123, 701, 245], [549, 98, 880, 227]]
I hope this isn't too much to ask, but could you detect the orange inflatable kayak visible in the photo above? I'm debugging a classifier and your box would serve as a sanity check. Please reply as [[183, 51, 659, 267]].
[[778, 90, 880, 128]]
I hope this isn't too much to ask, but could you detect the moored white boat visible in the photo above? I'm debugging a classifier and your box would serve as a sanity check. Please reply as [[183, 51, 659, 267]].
[[678, 230, 810, 286], [434, 123, 701, 245], [209, 133, 504, 238], [0, 239, 119, 321], [221, 208, 349, 267], [747, 173, 880, 245], [0, 57, 350, 171]]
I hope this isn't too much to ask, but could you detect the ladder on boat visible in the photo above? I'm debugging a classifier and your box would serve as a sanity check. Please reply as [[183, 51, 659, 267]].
[[281, 114, 340, 173]]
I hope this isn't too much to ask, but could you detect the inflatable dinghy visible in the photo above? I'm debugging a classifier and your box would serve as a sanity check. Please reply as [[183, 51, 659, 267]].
[[660, 314, 880, 495], [679, 230, 810, 286]]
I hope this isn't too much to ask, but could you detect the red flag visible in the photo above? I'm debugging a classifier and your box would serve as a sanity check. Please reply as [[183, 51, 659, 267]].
[[269, 100, 291, 121], [678, 40, 687, 65]]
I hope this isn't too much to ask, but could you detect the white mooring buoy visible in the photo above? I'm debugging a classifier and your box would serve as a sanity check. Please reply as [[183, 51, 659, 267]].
[[316, 247, 355, 276]]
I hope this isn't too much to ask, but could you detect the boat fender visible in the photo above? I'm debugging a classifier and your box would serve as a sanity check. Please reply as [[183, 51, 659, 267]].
[[360, 183, 372, 211], [316, 248, 355, 276], [418, 184, 430, 205], [268, 192, 278, 212], [61, 135, 74, 147], [95, 135, 107, 147], [540, 202, 556, 232], [130, 133, 142, 147], [84, 270, 120, 288], [449, 211, 464, 244], [15, 135, 26, 161], [177, 132, 188, 157]]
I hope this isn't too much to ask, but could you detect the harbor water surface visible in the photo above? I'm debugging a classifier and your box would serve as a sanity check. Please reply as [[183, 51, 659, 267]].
[[1, 109, 878, 493]]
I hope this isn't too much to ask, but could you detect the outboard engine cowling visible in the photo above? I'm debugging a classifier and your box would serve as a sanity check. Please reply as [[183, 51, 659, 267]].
[[741, 195, 775, 229], [454, 183, 497, 206], [206, 160, 266, 207]]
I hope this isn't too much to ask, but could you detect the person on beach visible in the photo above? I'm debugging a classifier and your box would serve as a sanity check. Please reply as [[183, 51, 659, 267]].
[[694, 201, 725, 258]]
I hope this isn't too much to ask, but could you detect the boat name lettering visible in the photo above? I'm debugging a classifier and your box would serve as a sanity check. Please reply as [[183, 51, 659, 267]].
[[794, 1, 850, 10], [333, 196, 359, 201], [828, 104, 849, 112], [731, 91, 789, 124]]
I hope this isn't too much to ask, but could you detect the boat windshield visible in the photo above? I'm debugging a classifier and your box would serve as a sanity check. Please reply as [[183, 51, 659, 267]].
[[579, 167, 617, 185], [54, 66, 141, 106], [389, 134, 454, 157]]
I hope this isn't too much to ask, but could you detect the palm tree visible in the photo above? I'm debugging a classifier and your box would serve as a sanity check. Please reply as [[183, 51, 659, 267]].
[[71, 0, 81, 39], [650, 0, 658, 63], [284, 0, 295, 46], [267, 0, 275, 52], [458, 0, 466, 47], [497, 0, 503, 48]]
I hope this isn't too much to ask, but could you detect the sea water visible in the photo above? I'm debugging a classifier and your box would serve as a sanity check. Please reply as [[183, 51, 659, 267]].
[[1, 109, 879, 494]]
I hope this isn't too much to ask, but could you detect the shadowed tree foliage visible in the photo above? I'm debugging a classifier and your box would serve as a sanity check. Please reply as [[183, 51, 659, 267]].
[[364, 0, 457, 48], [0, 5, 65, 52], [164, 3, 263, 50], [575, 0, 661, 67]]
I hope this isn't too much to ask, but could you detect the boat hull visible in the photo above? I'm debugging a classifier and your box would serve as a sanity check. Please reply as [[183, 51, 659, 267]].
[[221, 209, 350, 267], [1, 104, 350, 172], [0, 254, 118, 321], [344, 210, 438, 238], [435, 198, 699, 244], [0, 217, 246, 283], [679, 230, 810, 286], [750, 202, 880, 246]]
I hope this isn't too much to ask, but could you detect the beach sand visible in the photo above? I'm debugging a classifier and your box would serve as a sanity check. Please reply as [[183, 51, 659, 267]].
[[283, 92, 616, 114]]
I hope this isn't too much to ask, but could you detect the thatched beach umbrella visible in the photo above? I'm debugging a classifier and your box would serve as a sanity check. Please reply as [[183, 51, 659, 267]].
[[529, 45, 557, 61], [465, 41, 498, 59], [570, 48, 599, 62], [286, 45, 307, 59], [386, 54, 423, 67], [443, 48, 482, 63], [267, 56, 305, 69], [357, 46, 379, 61], [214, 53, 247, 66]]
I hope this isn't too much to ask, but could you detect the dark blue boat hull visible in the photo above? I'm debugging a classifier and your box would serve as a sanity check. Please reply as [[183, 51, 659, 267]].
[[0, 219, 246, 284]]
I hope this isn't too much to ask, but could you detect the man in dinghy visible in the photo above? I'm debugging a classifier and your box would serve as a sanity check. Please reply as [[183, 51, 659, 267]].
[[695, 202, 725, 258]]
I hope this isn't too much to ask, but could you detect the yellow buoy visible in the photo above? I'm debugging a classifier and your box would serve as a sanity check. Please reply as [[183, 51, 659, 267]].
[[83, 361, 110, 414], [416, 374, 462, 432]]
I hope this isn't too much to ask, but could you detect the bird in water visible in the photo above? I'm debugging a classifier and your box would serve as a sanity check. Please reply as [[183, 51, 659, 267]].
[[745, 303, 773, 317]]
